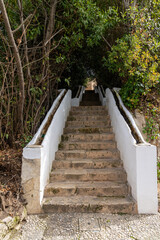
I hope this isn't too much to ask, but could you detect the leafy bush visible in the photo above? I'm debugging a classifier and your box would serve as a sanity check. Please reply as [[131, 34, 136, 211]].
[[106, 4, 160, 109]]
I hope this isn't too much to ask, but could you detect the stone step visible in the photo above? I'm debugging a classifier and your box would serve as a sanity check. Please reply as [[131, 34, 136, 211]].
[[50, 168, 127, 182], [71, 106, 106, 110], [70, 110, 108, 116], [42, 196, 137, 213], [80, 101, 101, 106], [52, 158, 123, 169], [64, 126, 112, 134], [80, 101, 102, 107], [68, 115, 110, 121], [55, 149, 119, 160], [59, 141, 117, 150], [43, 90, 137, 215], [44, 181, 128, 197], [61, 133, 115, 142], [66, 120, 111, 128]]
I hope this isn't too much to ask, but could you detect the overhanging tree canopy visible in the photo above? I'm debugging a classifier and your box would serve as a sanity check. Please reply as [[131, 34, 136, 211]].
[[0, 0, 159, 147]]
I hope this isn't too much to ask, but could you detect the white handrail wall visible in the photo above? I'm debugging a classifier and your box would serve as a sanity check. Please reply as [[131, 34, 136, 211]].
[[106, 88, 158, 214], [97, 86, 107, 106], [22, 90, 72, 214], [40, 90, 71, 203]]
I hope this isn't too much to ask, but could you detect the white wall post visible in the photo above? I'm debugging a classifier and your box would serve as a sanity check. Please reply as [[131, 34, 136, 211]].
[[136, 145, 158, 213], [22, 146, 43, 214]]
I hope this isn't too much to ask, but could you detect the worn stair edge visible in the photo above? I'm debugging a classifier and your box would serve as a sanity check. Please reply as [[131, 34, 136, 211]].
[[42, 196, 137, 214], [44, 181, 128, 197], [64, 127, 113, 134], [59, 141, 117, 150], [71, 106, 106, 110], [61, 133, 115, 142], [55, 149, 120, 160], [68, 115, 110, 121], [50, 168, 127, 182], [66, 121, 111, 127], [80, 103, 102, 106], [52, 158, 123, 169], [70, 111, 108, 116]]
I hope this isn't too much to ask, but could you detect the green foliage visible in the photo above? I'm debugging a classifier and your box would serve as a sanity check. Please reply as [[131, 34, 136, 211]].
[[106, 3, 160, 108], [142, 102, 160, 141], [1, 0, 160, 149], [120, 79, 144, 108], [143, 117, 159, 141], [56, 0, 120, 88], [30, 87, 43, 96], [20, 134, 33, 148]]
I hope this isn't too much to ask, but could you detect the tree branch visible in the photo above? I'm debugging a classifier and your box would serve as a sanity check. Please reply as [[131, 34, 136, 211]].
[[0, 0, 25, 132], [102, 36, 112, 50], [12, 14, 33, 34], [44, 28, 64, 46]]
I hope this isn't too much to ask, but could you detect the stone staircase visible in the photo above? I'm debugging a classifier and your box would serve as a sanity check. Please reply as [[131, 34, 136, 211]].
[[42, 90, 137, 213]]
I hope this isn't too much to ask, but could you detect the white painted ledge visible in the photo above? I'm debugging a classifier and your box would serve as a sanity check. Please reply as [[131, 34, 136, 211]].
[[23, 89, 67, 149], [106, 88, 158, 214], [113, 88, 147, 144], [71, 86, 85, 106]]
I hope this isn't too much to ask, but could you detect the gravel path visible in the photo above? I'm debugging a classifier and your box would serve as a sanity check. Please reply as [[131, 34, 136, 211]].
[[6, 212, 160, 240]]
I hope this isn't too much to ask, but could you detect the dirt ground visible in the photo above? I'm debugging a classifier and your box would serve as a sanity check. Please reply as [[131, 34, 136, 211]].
[[0, 148, 25, 220]]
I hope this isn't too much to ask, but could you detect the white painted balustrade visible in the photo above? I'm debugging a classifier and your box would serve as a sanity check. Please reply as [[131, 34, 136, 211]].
[[22, 85, 158, 214], [105, 88, 158, 214], [22, 90, 73, 213], [96, 86, 107, 106], [71, 86, 85, 106]]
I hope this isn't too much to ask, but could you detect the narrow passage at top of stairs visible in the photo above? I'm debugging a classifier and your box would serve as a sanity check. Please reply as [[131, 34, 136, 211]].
[[80, 90, 101, 106]]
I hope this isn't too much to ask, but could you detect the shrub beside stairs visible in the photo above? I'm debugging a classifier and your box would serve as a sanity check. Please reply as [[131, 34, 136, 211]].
[[42, 91, 137, 213]]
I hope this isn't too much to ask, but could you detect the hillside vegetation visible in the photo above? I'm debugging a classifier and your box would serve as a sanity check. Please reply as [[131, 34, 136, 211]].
[[0, 0, 159, 150]]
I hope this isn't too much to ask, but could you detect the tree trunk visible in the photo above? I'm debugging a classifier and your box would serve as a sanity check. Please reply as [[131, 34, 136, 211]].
[[43, 0, 58, 107], [0, 0, 25, 133], [45, 0, 58, 48], [17, 0, 33, 132]]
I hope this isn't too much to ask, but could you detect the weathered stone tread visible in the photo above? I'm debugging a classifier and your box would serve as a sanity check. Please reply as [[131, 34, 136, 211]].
[[66, 120, 111, 127], [44, 181, 128, 197], [68, 115, 110, 121], [52, 158, 123, 169], [71, 106, 106, 110], [64, 127, 112, 134], [50, 168, 127, 182], [61, 141, 117, 150], [70, 110, 108, 116], [62, 133, 115, 141], [55, 149, 120, 160], [42, 196, 137, 213]]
